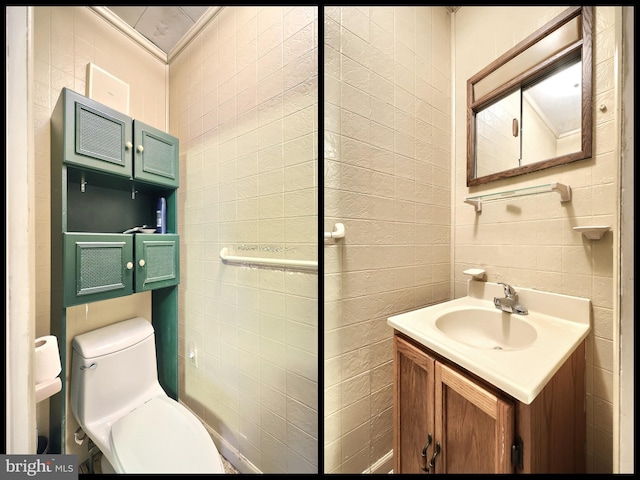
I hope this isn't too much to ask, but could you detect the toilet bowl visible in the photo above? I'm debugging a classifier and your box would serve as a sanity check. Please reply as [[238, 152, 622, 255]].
[[70, 317, 224, 474]]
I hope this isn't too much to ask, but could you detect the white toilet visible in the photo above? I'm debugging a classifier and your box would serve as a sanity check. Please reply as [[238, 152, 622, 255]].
[[70, 317, 224, 474]]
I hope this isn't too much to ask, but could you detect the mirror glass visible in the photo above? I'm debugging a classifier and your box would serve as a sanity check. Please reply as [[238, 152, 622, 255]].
[[521, 58, 582, 165], [467, 6, 592, 186]]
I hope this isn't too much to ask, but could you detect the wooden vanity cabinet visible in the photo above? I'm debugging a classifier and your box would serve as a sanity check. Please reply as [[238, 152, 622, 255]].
[[393, 332, 586, 474]]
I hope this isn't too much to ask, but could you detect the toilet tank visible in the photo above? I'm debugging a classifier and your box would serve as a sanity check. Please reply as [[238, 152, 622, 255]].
[[70, 317, 165, 428]]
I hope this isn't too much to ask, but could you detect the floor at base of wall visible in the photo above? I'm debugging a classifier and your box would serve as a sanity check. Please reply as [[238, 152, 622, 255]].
[[79, 451, 239, 474]]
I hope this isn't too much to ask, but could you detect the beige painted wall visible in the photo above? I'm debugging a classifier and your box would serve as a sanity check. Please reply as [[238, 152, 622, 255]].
[[33, 5, 168, 462], [324, 6, 453, 473], [168, 6, 319, 474], [454, 6, 618, 473]]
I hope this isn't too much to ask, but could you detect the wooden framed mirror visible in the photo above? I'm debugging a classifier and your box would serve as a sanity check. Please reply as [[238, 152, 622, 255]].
[[467, 6, 592, 186]]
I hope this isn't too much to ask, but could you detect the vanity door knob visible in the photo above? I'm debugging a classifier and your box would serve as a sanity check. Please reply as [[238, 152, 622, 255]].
[[137, 145, 144, 153], [125, 141, 133, 150], [139, 259, 145, 267], [126, 262, 133, 270]]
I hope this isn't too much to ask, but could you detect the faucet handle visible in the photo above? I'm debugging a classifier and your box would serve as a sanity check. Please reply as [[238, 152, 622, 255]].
[[498, 282, 517, 298]]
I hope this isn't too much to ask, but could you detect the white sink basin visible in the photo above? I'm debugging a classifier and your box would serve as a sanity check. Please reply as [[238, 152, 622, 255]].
[[434, 307, 537, 351], [388, 280, 591, 404]]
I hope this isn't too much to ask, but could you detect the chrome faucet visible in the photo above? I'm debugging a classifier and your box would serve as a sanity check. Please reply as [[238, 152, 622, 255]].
[[494, 283, 528, 315]]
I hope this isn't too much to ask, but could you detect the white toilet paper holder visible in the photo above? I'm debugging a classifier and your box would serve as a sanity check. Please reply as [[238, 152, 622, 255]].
[[34, 335, 62, 403], [35, 378, 62, 403]]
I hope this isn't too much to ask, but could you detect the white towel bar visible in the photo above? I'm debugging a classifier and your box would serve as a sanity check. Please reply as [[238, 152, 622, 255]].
[[219, 247, 317, 271]]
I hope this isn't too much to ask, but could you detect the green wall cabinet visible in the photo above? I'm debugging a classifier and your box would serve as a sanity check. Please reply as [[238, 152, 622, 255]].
[[56, 87, 179, 188], [63, 233, 179, 307], [50, 88, 180, 454]]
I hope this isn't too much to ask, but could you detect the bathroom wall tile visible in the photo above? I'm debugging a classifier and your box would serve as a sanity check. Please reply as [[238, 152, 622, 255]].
[[340, 443, 370, 473], [286, 396, 318, 439], [342, 6, 370, 42], [369, 71, 394, 102], [370, 406, 392, 445], [286, 344, 317, 382], [286, 423, 317, 467], [592, 335, 614, 377], [341, 401, 370, 448], [323, 437, 342, 472], [287, 370, 318, 411], [260, 429, 287, 471], [368, 7, 393, 35], [370, 380, 393, 416], [341, 28, 372, 69], [283, 49, 316, 92], [341, 82, 370, 118], [592, 306, 614, 341], [341, 421, 371, 462], [286, 319, 317, 354], [287, 454, 316, 474], [341, 369, 371, 408]]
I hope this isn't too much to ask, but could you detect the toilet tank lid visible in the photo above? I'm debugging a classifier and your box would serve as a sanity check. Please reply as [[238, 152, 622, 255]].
[[72, 317, 154, 359]]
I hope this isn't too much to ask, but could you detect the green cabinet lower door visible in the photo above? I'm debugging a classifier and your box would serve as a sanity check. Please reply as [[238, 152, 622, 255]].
[[134, 234, 180, 291], [63, 233, 134, 306]]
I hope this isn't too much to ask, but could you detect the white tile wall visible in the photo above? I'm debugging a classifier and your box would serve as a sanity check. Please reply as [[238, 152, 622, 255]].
[[169, 6, 318, 474], [324, 6, 452, 474], [453, 6, 617, 474]]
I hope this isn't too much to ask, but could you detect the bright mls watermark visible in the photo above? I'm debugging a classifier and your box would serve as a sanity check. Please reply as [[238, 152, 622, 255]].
[[2, 455, 77, 479]]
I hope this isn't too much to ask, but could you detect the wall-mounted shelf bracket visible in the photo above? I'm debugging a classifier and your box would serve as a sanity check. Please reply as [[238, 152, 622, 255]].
[[324, 223, 346, 239], [573, 225, 610, 240], [464, 182, 571, 212]]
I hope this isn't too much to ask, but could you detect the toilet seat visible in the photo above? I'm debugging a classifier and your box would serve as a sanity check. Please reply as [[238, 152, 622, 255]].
[[109, 395, 224, 474]]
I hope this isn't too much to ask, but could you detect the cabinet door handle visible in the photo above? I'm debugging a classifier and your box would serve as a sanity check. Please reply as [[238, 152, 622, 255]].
[[137, 145, 144, 153], [421, 433, 432, 472], [126, 262, 133, 270], [125, 141, 133, 150], [139, 259, 145, 267], [428, 442, 441, 470]]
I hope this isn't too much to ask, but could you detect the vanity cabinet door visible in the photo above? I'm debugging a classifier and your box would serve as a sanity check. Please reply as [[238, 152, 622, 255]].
[[434, 362, 515, 473], [134, 234, 180, 292], [393, 333, 516, 474], [63, 233, 134, 306], [393, 335, 436, 474]]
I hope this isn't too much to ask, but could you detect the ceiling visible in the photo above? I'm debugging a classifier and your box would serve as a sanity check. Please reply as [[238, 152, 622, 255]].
[[105, 6, 212, 55]]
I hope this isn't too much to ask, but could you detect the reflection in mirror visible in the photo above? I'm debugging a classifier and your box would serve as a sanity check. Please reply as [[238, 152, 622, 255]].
[[467, 6, 592, 187], [475, 89, 521, 178], [521, 58, 582, 165]]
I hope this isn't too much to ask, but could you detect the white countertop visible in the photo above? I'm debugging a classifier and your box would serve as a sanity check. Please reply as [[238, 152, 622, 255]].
[[387, 281, 591, 404]]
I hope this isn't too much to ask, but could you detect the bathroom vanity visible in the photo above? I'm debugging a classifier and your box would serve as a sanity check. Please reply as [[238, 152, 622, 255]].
[[389, 281, 590, 473]]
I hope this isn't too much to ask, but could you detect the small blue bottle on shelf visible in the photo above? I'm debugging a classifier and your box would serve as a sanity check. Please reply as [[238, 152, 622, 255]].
[[156, 197, 166, 234]]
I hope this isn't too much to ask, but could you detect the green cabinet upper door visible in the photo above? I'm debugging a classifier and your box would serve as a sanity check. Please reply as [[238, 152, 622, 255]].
[[133, 120, 179, 188], [59, 88, 133, 179], [54, 88, 178, 188]]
